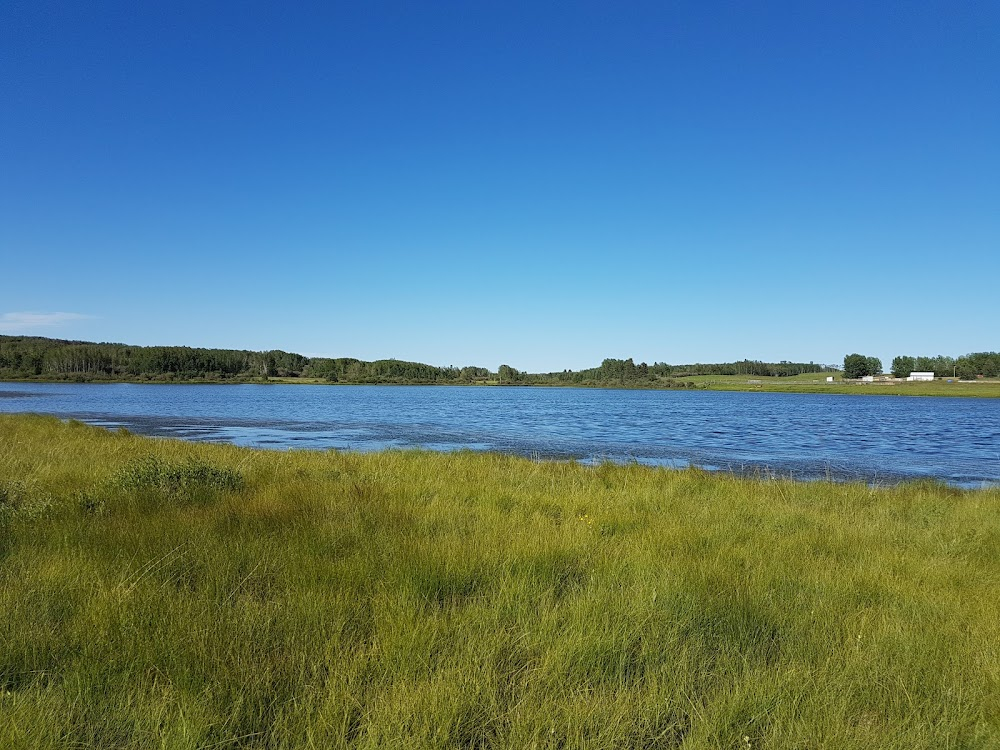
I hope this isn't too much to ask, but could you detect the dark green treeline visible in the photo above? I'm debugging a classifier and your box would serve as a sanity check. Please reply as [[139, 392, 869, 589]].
[[0, 336, 308, 381], [523, 358, 828, 385], [1, 335, 828, 385], [888, 353, 1000, 379]]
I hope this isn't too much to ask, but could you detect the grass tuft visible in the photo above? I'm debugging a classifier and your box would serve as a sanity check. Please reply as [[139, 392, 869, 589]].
[[111, 455, 244, 498]]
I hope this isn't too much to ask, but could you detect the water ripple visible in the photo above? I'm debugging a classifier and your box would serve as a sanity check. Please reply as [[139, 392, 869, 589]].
[[1, 382, 998, 486]]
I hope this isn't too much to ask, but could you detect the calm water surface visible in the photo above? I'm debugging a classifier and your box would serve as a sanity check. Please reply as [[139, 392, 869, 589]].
[[2, 383, 998, 486]]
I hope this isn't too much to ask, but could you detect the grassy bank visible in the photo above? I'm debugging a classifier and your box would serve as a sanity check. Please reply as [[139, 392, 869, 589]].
[[1, 415, 998, 748]]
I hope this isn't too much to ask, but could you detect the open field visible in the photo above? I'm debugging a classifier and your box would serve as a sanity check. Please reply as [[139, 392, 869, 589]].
[[2, 415, 999, 748], [269, 375, 1000, 397], [685, 373, 1000, 398]]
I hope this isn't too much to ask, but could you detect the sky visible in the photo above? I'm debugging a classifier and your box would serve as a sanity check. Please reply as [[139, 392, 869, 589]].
[[2, 1, 997, 372]]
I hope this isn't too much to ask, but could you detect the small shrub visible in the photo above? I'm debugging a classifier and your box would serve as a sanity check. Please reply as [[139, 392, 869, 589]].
[[0, 480, 53, 519], [74, 490, 107, 515], [0, 480, 22, 509], [111, 456, 244, 500]]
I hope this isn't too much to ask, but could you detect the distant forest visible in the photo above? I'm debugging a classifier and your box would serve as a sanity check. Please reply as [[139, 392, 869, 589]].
[[0, 336, 838, 387], [842, 352, 1000, 380], [889, 353, 1000, 379], [505, 358, 830, 385]]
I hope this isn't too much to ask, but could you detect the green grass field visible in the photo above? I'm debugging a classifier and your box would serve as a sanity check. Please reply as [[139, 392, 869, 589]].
[[684, 373, 1000, 398], [213, 375, 1000, 398], [2, 415, 998, 748]]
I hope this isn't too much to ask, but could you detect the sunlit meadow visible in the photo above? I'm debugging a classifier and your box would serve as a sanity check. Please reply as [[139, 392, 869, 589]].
[[1, 415, 998, 748]]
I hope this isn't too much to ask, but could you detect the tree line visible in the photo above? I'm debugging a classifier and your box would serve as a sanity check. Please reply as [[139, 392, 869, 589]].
[[0, 337, 498, 384], [307, 358, 491, 384], [10, 335, 959, 388], [0, 336, 308, 380], [526, 358, 828, 386], [842, 352, 1000, 380], [889, 353, 1000, 379]]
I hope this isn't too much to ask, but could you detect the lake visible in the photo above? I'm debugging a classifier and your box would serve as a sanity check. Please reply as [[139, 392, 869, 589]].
[[1, 382, 998, 486]]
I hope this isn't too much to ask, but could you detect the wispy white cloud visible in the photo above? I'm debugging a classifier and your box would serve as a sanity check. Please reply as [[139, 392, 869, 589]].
[[0, 311, 95, 333]]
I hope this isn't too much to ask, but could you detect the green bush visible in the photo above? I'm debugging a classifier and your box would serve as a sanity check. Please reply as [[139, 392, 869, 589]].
[[111, 456, 244, 499], [0, 480, 53, 520]]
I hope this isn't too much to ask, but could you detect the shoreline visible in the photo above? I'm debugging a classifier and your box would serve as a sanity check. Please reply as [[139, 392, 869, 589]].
[[1, 413, 996, 488], [2, 376, 1000, 398]]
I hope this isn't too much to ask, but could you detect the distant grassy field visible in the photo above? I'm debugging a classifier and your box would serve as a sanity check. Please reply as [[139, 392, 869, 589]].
[[686, 373, 1000, 398], [2, 415, 999, 748], [202, 375, 1000, 398]]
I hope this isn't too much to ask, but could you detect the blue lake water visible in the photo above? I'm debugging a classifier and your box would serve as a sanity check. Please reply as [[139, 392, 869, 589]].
[[1, 382, 998, 486]]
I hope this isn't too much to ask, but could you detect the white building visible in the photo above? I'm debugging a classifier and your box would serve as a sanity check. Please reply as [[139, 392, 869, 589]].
[[907, 372, 935, 381], [826, 376, 835, 382], [861, 375, 874, 382]]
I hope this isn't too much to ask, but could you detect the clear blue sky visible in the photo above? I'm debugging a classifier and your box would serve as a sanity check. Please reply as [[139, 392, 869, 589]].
[[2, 1, 997, 371]]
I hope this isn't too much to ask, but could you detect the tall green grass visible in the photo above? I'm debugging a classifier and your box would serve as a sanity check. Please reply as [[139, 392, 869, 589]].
[[1, 414, 998, 748]]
